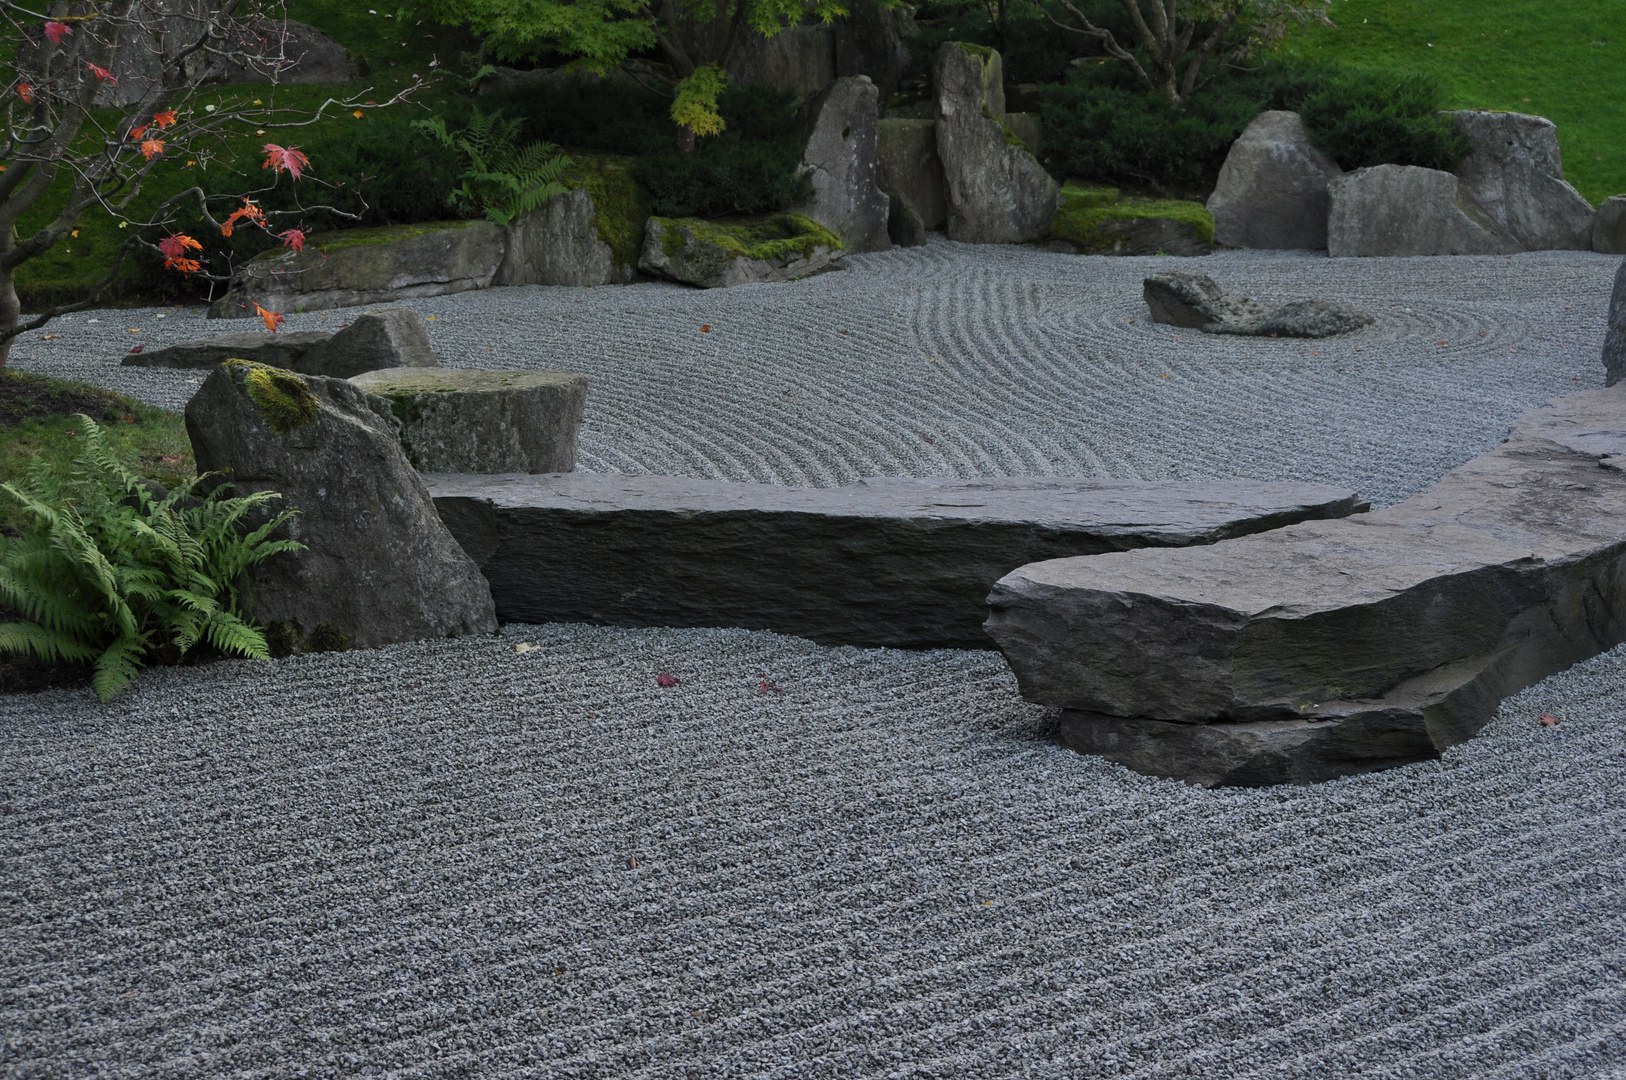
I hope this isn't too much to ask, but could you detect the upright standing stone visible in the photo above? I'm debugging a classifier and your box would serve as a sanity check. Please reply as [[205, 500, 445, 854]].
[[1605, 259, 1626, 387], [498, 188, 625, 287], [1207, 111, 1343, 250], [1327, 165, 1515, 257], [1593, 196, 1626, 255], [184, 362, 497, 650], [798, 76, 892, 254], [297, 307, 439, 378], [1448, 110, 1595, 251], [933, 43, 1058, 244], [876, 118, 947, 229]]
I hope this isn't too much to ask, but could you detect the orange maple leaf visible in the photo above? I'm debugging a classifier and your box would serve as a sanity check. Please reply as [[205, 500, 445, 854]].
[[86, 63, 116, 84], [254, 303, 285, 334], [139, 138, 165, 161], [152, 110, 177, 129], [130, 123, 148, 140], [162, 256, 201, 274], [16, 83, 33, 104], [220, 199, 264, 238], [158, 233, 202, 259]]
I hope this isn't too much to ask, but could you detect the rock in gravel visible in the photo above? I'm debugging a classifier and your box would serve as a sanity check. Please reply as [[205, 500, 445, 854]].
[[497, 187, 628, 287], [185, 361, 497, 650], [1594, 195, 1626, 255], [1142, 272, 1372, 338], [887, 189, 928, 247], [1207, 110, 1343, 250], [1448, 110, 1595, 252], [425, 473, 1365, 649], [639, 215, 845, 288], [798, 76, 892, 254], [1328, 164, 1516, 257], [876, 118, 947, 230], [985, 383, 1626, 786], [125, 307, 438, 377], [934, 43, 1057, 244], [1605, 259, 1626, 387], [351, 368, 587, 474], [122, 330, 331, 370]]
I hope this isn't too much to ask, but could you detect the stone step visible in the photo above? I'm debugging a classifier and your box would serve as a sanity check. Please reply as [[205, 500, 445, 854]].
[[425, 474, 1364, 649], [985, 384, 1626, 786]]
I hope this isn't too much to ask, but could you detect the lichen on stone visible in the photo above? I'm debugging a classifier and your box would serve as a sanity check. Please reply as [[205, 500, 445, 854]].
[[561, 153, 652, 272], [955, 41, 997, 63], [1052, 184, 1215, 249], [658, 214, 845, 263], [230, 359, 319, 434]]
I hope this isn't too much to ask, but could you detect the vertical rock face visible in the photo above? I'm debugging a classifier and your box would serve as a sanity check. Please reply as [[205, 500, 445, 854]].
[[1448, 110, 1595, 251], [1605, 260, 1626, 388], [876, 118, 947, 229], [834, 0, 915, 102], [1207, 111, 1343, 250], [1594, 196, 1626, 255], [1327, 165, 1516, 257], [297, 307, 439, 378], [184, 362, 498, 650], [933, 43, 1058, 244], [711, 24, 836, 99], [498, 189, 626, 287], [798, 76, 892, 254]]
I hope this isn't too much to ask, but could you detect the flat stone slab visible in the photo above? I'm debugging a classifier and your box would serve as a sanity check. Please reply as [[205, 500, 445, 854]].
[[351, 368, 587, 474], [424, 474, 1365, 648], [122, 330, 330, 369], [123, 308, 438, 378], [985, 384, 1626, 786]]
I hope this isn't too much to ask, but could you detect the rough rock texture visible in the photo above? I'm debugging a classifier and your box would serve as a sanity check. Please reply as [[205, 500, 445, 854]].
[[426, 473, 1363, 649], [876, 119, 947, 230], [639, 215, 844, 288], [1004, 112, 1042, 160], [1594, 196, 1626, 255], [1448, 110, 1595, 252], [497, 188, 627, 286], [298, 308, 439, 378], [934, 44, 1058, 244], [96, 0, 213, 107], [834, 0, 914, 101], [1605, 259, 1626, 388], [986, 384, 1626, 786], [1328, 165, 1516, 257], [122, 330, 330, 370], [1076, 216, 1210, 257], [887, 190, 927, 247], [1142, 272, 1372, 338], [215, 221, 506, 317], [798, 76, 891, 254], [351, 369, 587, 474], [183, 362, 497, 650], [217, 18, 358, 85], [714, 24, 836, 99], [1207, 110, 1343, 250]]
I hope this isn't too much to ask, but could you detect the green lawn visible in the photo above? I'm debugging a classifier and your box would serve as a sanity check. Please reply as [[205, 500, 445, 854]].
[[1286, 0, 1626, 203]]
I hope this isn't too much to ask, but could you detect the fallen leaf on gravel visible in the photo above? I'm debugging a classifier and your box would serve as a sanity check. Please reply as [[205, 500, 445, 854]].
[[128, 345, 142, 353], [515, 643, 536, 654], [656, 672, 680, 688], [41, 334, 55, 340], [758, 675, 783, 694], [1539, 713, 1560, 727], [921, 434, 934, 443], [628, 856, 638, 869], [699, 324, 711, 332], [1436, 340, 1447, 346]]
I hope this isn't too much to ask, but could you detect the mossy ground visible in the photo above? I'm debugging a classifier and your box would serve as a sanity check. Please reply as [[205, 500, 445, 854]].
[[1052, 185, 1215, 249], [661, 213, 845, 262]]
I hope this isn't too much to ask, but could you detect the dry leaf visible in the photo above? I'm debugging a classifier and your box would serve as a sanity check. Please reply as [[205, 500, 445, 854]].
[[656, 673, 680, 688], [1539, 713, 1560, 727]]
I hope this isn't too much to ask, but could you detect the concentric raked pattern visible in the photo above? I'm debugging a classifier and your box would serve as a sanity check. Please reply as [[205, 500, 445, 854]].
[[4, 244, 1624, 1077]]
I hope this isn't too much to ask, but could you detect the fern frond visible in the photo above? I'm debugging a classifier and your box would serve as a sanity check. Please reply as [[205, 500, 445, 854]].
[[0, 620, 100, 664], [89, 632, 146, 703]]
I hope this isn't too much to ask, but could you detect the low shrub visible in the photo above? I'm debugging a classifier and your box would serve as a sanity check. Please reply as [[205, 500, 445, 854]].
[[0, 416, 301, 701]]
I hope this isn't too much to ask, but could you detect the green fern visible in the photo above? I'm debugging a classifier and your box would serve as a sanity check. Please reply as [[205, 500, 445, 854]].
[[0, 416, 304, 701], [412, 107, 571, 227]]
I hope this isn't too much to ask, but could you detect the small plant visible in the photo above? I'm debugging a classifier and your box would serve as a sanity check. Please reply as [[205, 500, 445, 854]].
[[0, 416, 303, 701], [412, 109, 572, 227]]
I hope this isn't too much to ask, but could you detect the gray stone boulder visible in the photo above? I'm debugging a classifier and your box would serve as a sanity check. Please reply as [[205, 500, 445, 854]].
[[498, 188, 630, 287], [876, 118, 947, 230], [425, 474, 1364, 650], [1594, 196, 1626, 255], [126, 307, 438, 377], [834, 0, 915, 102], [933, 43, 1058, 244], [218, 18, 358, 85], [122, 330, 330, 371], [1448, 110, 1594, 252], [888, 190, 927, 247], [1605, 260, 1626, 387], [1004, 112, 1042, 160], [705, 23, 836, 99], [798, 76, 891, 253], [985, 383, 1626, 786], [1327, 165, 1516, 257], [216, 221, 506, 317], [639, 215, 844, 288], [1143, 272, 1372, 338], [184, 361, 497, 651], [1207, 111, 1343, 250], [351, 369, 587, 474]]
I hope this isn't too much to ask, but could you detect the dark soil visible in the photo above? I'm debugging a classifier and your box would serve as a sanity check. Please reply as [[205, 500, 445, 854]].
[[0, 370, 131, 426], [0, 652, 91, 695]]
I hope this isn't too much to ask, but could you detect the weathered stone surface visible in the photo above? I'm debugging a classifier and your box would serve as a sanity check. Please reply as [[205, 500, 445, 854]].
[[1604, 259, 1626, 388], [888, 190, 927, 247], [713, 24, 836, 99], [876, 118, 947, 229], [834, 0, 916, 101], [1143, 272, 1371, 338], [122, 330, 330, 370], [1207, 111, 1343, 250], [1205, 300, 1375, 339], [1327, 165, 1516, 257], [184, 362, 497, 650], [798, 76, 891, 253], [639, 215, 844, 288], [426, 474, 1364, 649], [1004, 112, 1042, 160], [1594, 196, 1626, 255], [1448, 110, 1595, 252], [934, 44, 1058, 244], [351, 369, 587, 474], [497, 188, 629, 287], [986, 384, 1626, 786], [214, 221, 506, 317], [1141, 271, 1237, 327], [298, 308, 439, 378], [218, 18, 358, 85]]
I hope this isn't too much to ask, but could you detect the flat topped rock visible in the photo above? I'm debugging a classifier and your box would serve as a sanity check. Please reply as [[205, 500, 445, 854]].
[[123, 331, 329, 369], [426, 473, 1363, 649], [123, 307, 438, 377], [352, 369, 581, 394], [985, 384, 1626, 786]]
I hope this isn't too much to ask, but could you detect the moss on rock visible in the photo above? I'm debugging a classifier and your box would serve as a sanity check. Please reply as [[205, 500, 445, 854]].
[[230, 360, 318, 434], [560, 153, 652, 272], [662, 214, 845, 262], [303, 220, 487, 255], [1052, 184, 1215, 251]]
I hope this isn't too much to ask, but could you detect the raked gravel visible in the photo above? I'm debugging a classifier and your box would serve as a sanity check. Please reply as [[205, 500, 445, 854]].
[[3, 242, 1625, 1078]]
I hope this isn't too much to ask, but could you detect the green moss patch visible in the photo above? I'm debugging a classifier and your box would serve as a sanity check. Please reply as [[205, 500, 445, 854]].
[[561, 154, 652, 271], [232, 361, 319, 434], [956, 41, 998, 63], [661, 213, 844, 262], [1052, 185, 1215, 250]]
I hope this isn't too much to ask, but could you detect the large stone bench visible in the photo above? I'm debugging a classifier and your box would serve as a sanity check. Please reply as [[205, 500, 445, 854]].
[[426, 474, 1363, 649], [985, 384, 1626, 787]]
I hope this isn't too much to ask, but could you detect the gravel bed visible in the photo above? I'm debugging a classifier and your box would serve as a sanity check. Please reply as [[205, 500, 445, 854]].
[[3, 242, 1625, 1078]]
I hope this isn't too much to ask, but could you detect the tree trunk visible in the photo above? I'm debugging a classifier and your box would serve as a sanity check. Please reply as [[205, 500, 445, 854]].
[[676, 126, 696, 155], [0, 247, 19, 373]]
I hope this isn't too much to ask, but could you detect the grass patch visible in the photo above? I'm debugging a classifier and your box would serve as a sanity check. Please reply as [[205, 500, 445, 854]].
[[1286, 0, 1626, 202]]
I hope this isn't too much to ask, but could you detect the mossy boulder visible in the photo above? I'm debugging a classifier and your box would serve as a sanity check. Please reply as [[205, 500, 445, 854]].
[[639, 214, 845, 288], [1051, 184, 1215, 256], [500, 154, 651, 286]]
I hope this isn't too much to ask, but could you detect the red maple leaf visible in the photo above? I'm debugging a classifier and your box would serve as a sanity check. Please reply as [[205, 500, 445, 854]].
[[254, 303, 285, 334], [86, 63, 116, 84], [158, 234, 202, 262], [43, 21, 71, 43], [16, 83, 33, 104], [1539, 713, 1560, 727], [278, 228, 306, 253], [130, 123, 148, 140], [655, 673, 680, 688], [261, 143, 310, 181]]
